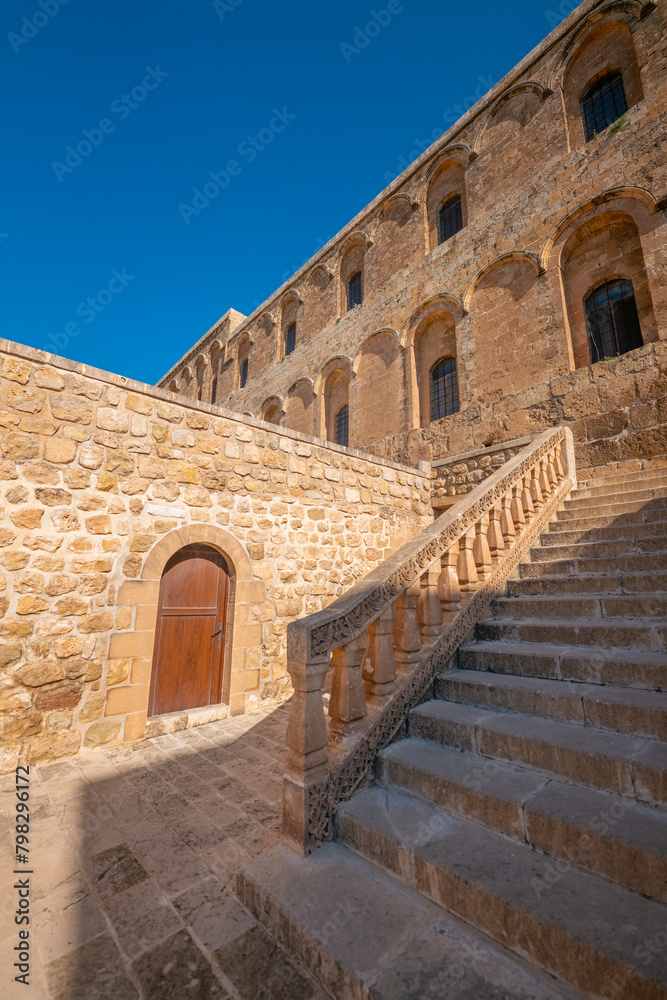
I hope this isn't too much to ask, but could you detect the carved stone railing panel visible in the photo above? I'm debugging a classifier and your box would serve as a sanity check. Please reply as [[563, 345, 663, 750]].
[[283, 427, 577, 855]]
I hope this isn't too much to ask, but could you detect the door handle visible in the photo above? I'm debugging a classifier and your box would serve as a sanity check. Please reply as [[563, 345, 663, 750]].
[[212, 623, 223, 642]]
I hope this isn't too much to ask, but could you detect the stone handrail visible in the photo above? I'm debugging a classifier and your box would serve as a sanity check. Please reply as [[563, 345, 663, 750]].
[[283, 427, 577, 854]]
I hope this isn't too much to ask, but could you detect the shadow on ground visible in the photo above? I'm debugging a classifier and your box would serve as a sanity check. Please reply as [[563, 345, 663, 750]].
[[1, 702, 327, 1000]]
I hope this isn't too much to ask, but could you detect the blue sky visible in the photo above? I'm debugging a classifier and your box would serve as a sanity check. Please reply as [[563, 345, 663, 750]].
[[1, 0, 576, 385]]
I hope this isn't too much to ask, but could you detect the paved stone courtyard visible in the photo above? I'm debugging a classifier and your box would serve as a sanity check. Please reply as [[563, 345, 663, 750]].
[[1, 705, 327, 1000]]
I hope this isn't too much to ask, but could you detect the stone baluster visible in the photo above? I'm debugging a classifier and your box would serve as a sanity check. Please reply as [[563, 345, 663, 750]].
[[487, 504, 504, 561], [457, 526, 479, 590], [539, 455, 551, 497], [554, 442, 565, 481], [473, 514, 492, 580], [546, 448, 559, 487], [510, 483, 526, 530], [500, 493, 516, 547], [521, 471, 535, 519], [438, 541, 462, 611], [363, 605, 398, 698], [418, 564, 444, 639], [329, 633, 367, 738], [393, 581, 422, 671], [530, 464, 544, 509]]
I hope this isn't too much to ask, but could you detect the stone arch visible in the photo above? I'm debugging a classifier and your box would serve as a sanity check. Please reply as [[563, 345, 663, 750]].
[[237, 335, 251, 389], [465, 254, 555, 403], [463, 252, 544, 313], [554, 208, 659, 369], [317, 356, 354, 443], [168, 380, 178, 394], [410, 308, 460, 428], [339, 234, 370, 314], [555, 7, 645, 148], [261, 395, 285, 425], [423, 157, 468, 253], [402, 295, 465, 348], [540, 187, 661, 269], [284, 377, 315, 436], [547, 0, 649, 91], [380, 193, 418, 218], [354, 330, 403, 445], [472, 82, 551, 155], [195, 355, 207, 401], [281, 293, 300, 356], [110, 524, 264, 736]]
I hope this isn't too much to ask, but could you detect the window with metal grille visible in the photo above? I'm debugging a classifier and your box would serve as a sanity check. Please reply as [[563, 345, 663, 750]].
[[347, 271, 363, 310], [240, 359, 248, 388], [585, 278, 643, 363], [437, 194, 464, 246], [334, 405, 349, 447], [580, 70, 628, 142], [430, 357, 460, 421], [285, 322, 296, 356], [211, 377, 218, 403]]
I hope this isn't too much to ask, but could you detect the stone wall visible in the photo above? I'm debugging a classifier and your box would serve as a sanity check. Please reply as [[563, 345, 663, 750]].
[[158, 0, 667, 457], [0, 340, 431, 771], [431, 438, 532, 511], [368, 341, 667, 483]]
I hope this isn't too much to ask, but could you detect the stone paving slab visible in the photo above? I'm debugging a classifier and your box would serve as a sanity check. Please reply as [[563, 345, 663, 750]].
[[1, 704, 327, 1000]]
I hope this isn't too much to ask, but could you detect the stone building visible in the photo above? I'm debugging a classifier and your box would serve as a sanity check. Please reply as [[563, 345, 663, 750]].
[[160, 0, 666, 492], [0, 0, 665, 773]]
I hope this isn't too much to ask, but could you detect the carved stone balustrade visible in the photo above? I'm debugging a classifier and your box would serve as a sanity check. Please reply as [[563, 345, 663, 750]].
[[283, 427, 577, 855]]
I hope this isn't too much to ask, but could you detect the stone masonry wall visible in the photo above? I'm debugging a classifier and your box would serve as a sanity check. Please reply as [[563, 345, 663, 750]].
[[0, 340, 431, 772], [368, 341, 667, 483]]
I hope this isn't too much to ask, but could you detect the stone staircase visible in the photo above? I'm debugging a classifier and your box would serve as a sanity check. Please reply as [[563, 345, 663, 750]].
[[240, 467, 667, 1000]]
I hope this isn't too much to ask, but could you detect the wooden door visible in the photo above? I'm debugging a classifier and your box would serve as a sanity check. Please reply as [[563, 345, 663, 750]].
[[148, 544, 229, 717]]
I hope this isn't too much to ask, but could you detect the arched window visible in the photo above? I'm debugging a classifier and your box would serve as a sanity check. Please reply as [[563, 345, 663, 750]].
[[334, 405, 349, 447], [585, 278, 643, 363], [240, 358, 249, 388], [285, 322, 296, 356], [581, 70, 628, 142], [437, 194, 463, 246], [211, 377, 218, 403], [430, 357, 460, 421], [347, 271, 363, 311]]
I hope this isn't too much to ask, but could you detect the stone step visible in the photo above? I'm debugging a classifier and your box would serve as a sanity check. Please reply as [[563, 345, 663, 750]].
[[492, 593, 667, 620], [457, 640, 667, 691], [521, 553, 667, 578], [510, 571, 667, 595], [551, 508, 667, 534], [530, 535, 667, 562], [476, 616, 667, 653], [582, 467, 667, 490], [408, 700, 667, 805], [575, 470, 667, 496], [541, 519, 667, 546], [556, 497, 667, 523], [337, 785, 667, 999], [564, 485, 667, 510], [379, 738, 667, 902], [435, 669, 667, 739], [237, 843, 582, 1000]]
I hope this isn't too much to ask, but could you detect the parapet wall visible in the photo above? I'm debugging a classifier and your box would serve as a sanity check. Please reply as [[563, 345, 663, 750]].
[[0, 339, 431, 771], [367, 341, 667, 482]]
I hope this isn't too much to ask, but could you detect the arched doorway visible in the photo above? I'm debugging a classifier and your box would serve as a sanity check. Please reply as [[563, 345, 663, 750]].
[[148, 544, 230, 717]]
